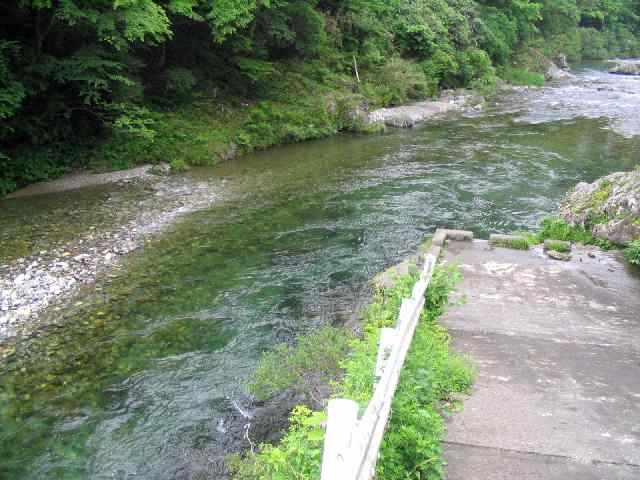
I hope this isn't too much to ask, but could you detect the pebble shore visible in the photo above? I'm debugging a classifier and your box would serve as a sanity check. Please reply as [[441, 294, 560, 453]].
[[0, 169, 220, 339]]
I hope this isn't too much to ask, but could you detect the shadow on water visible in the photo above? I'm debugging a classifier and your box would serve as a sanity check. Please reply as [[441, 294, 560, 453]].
[[1, 71, 640, 478]]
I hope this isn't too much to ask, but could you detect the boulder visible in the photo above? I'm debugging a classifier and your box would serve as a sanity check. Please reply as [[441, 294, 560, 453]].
[[560, 168, 640, 246], [149, 163, 171, 176], [555, 54, 570, 70], [545, 62, 573, 81], [609, 60, 640, 76]]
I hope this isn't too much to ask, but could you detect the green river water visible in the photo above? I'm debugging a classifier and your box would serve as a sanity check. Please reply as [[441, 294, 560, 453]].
[[1, 66, 639, 479]]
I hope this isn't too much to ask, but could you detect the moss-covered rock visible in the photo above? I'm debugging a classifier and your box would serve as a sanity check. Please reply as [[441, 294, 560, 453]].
[[560, 168, 640, 246]]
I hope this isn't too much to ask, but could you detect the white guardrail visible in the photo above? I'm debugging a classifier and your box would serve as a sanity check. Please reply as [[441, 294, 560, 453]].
[[320, 252, 438, 480]]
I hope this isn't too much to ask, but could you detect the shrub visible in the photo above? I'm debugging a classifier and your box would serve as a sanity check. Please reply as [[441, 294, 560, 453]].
[[537, 218, 615, 249], [363, 57, 433, 107], [545, 240, 571, 253], [579, 27, 610, 59], [476, 7, 518, 64], [625, 240, 640, 266], [169, 157, 187, 172], [248, 326, 353, 402], [163, 67, 198, 98], [497, 66, 545, 86], [238, 100, 336, 151]]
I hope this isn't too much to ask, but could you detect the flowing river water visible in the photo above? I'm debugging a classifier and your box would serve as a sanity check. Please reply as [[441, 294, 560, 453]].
[[1, 64, 639, 479]]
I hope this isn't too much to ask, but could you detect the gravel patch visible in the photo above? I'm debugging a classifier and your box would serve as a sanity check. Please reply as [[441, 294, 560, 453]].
[[0, 172, 221, 339]]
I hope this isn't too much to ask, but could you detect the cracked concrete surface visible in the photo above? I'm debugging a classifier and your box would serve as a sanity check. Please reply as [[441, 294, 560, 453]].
[[441, 240, 640, 479]]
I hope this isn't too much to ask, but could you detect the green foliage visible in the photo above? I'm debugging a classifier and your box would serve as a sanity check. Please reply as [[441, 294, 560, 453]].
[[540, 0, 581, 37], [169, 157, 187, 172], [229, 263, 473, 479], [0, 41, 26, 122], [537, 217, 615, 249], [545, 240, 572, 253], [163, 67, 198, 98], [248, 326, 353, 402], [498, 66, 545, 86], [362, 57, 433, 106], [227, 405, 326, 479], [1, 0, 640, 195], [493, 236, 532, 249], [477, 7, 520, 64], [238, 100, 337, 151], [624, 240, 640, 266]]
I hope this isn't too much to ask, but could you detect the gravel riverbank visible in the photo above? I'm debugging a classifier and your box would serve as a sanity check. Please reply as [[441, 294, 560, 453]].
[[0, 170, 221, 339]]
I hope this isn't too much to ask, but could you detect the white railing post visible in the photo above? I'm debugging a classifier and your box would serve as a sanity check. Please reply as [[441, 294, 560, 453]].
[[321, 399, 359, 480], [320, 242, 452, 480]]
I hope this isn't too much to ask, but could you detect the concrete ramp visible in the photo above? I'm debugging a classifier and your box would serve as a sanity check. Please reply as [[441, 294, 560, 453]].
[[441, 240, 640, 479]]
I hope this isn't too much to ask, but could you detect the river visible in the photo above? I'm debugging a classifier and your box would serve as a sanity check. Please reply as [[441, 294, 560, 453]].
[[1, 64, 639, 479]]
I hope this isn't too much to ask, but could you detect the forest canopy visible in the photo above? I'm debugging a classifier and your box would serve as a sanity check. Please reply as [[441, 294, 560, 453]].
[[1, 0, 639, 195]]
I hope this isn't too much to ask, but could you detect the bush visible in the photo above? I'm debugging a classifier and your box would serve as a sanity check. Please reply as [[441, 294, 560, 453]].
[[169, 157, 187, 172], [227, 405, 326, 479], [580, 27, 610, 59], [497, 66, 545, 86], [477, 7, 518, 64], [363, 57, 433, 107], [238, 100, 336, 151], [625, 240, 640, 266], [537, 218, 615, 249], [248, 326, 353, 402]]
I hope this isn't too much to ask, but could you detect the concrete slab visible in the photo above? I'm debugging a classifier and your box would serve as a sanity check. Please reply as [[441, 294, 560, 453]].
[[441, 240, 640, 479]]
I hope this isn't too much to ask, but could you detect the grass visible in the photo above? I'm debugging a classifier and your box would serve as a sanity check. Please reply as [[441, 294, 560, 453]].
[[536, 218, 615, 249], [491, 236, 530, 250], [519, 217, 640, 268], [544, 240, 571, 253], [228, 263, 473, 479], [497, 66, 545, 86], [625, 240, 640, 266]]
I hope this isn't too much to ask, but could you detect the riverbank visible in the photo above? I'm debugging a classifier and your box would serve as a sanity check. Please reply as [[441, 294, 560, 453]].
[[0, 88, 485, 342], [0, 171, 221, 340]]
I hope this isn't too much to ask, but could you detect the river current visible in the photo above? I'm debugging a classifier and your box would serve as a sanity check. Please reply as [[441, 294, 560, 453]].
[[1, 64, 639, 479]]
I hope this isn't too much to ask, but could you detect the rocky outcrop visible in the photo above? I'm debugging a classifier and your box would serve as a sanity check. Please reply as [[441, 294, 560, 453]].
[[545, 58, 573, 81], [609, 59, 640, 76], [367, 90, 482, 128], [560, 169, 640, 246]]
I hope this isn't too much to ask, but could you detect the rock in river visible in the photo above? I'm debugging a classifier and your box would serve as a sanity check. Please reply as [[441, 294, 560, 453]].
[[560, 168, 640, 246], [609, 59, 640, 76]]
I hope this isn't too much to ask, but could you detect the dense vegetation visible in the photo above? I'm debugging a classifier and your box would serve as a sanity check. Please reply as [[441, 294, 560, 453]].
[[229, 263, 473, 479], [2, 0, 640, 195]]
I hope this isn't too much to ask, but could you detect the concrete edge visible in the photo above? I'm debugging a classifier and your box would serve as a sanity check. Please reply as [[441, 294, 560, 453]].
[[433, 229, 474, 247], [374, 229, 472, 290]]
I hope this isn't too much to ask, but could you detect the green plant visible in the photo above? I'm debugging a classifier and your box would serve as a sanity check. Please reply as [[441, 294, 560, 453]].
[[537, 218, 615, 250], [497, 66, 545, 86], [229, 263, 473, 479], [625, 240, 640, 266], [545, 241, 571, 253], [227, 405, 326, 479], [492, 236, 531, 250], [169, 157, 187, 172], [248, 326, 353, 402]]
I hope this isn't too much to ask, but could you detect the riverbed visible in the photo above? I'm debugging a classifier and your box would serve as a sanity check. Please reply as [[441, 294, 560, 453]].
[[1, 64, 639, 479]]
